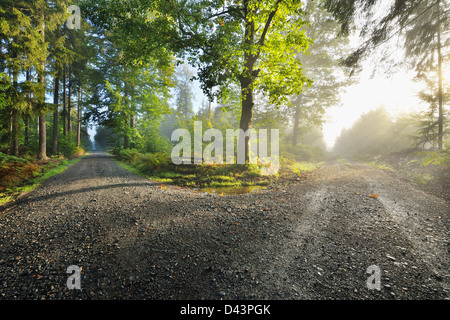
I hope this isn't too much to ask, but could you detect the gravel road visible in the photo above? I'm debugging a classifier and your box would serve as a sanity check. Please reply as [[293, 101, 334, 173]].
[[0, 151, 448, 300]]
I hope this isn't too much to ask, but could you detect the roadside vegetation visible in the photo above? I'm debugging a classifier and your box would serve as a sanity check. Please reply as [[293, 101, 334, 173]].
[[332, 107, 449, 200], [111, 147, 321, 191], [0, 151, 87, 206]]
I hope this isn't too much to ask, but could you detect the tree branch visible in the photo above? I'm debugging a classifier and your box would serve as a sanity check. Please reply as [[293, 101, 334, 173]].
[[258, 0, 283, 47]]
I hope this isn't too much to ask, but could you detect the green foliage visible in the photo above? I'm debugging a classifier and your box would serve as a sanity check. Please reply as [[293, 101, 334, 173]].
[[365, 161, 395, 172], [0, 153, 86, 205], [82, 0, 313, 155], [411, 172, 434, 185], [111, 147, 286, 189], [112, 147, 140, 163], [131, 152, 172, 174], [285, 159, 322, 174], [0, 152, 30, 165], [111, 148, 172, 174], [419, 148, 450, 167], [177, 0, 313, 107], [59, 135, 83, 159], [94, 126, 116, 150]]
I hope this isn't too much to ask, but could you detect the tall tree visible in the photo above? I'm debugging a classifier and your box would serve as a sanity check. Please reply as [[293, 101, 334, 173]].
[[77, 86, 82, 147], [403, 0, 449, 149], [0, 1, 39, 156], [82, 0, 312, 162], [36, 1, 47, 160], [175, 63, 195, 125], [81, 2, 176, 151], [52, 73, 60, 154]]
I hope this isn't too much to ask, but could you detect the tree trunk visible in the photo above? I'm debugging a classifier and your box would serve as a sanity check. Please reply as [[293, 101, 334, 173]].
[[123, 118, 129, 149], [130, 82, 135, 148], [238, 7, 257, 163], [123, 84, 129, 149], [77, 86, 82, 147], [10, 64, 19, 157], [37, 9, 47, 161], [11, 109, 19, 157], [63, 65, 67, 137], [437, 0, 443, 150], [24, 117, 29, 149], [239, 78, 254, 163], [292, 96, 303, 147], [292, 106, 301, 147], [24, 70, 31, 148], [38, 115, 47, 160], [208, 100, 212, 119], [67, 68, 72, 137], [52, 75, 60, 155]]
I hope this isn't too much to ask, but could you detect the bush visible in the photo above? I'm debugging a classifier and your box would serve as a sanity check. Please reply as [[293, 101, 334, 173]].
[[118, 148, 140, 163], [419, 148, 450, 167], [0, 152, 29, 165], [59, 136, 84, 158], [128, 151, 171, 174], [0, 152, 40, 192]]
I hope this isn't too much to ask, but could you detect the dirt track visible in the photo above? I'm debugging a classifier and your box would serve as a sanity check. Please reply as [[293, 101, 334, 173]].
[[0, 151, 448, 299]]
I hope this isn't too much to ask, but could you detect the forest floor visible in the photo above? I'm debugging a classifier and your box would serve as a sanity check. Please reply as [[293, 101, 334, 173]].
[[0, 151, 448, 300]]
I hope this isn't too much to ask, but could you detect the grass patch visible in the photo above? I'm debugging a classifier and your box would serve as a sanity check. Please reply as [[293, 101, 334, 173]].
[[365, 161, 395, 171], [114, 159, 143, 177], [291, 161, 323, 174], [411, 172, 433, 185], [0, 154, 88, 206], [111, 149, 321, 190]]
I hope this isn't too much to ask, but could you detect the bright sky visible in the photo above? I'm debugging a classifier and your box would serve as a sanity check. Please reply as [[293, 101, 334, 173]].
[[322, 69, 426, 150], [322, 39, 449, 150]]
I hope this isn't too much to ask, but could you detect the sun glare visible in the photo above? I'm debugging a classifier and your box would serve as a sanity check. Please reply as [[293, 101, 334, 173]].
[[323, 69, 424, 150], [443, 67, 450, 85]]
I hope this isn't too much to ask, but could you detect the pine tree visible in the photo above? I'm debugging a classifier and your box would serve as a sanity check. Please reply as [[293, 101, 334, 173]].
[[175, 63, 195, 125]]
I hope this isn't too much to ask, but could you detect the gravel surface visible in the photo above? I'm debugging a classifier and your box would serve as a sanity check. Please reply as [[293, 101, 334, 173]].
[[0, 151, 448, 300]]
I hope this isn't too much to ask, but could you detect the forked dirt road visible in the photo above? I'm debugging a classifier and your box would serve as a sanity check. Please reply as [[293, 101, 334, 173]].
[[0, 151, 448, 299]]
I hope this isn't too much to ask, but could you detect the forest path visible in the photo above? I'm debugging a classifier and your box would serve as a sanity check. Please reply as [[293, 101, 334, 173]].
[[0, 152, 448, 299]]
